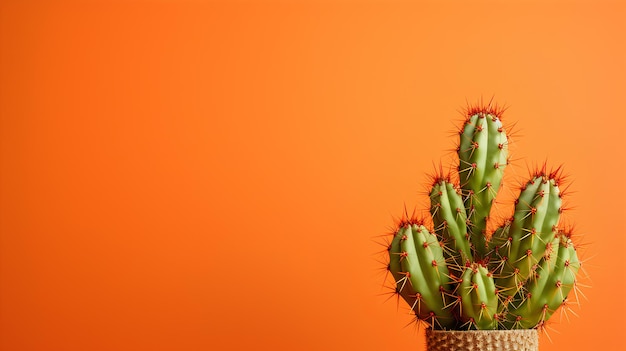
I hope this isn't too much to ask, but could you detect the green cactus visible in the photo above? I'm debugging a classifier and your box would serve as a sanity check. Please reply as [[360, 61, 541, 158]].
[[384, 102, 583, 330]]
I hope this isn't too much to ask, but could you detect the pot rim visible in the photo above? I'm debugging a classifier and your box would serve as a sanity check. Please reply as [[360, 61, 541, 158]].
[[427, 329, 538, 334]]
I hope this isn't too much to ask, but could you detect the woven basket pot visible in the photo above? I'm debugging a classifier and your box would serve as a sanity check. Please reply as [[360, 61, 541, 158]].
[[425, 329, 539, 351]]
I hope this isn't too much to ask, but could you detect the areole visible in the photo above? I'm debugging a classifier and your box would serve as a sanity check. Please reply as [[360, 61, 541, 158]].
[[425, 329, 538, 351]]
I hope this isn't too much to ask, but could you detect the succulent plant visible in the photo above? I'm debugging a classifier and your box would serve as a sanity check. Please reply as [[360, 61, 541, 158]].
[[384, 102, 583, 330]]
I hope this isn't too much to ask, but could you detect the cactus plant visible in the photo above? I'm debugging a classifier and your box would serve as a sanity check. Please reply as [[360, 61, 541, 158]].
[[383, 102, 584, 333]]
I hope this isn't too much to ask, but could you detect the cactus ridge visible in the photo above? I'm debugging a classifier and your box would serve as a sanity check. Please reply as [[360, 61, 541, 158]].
[[383, 102, 584, 331]]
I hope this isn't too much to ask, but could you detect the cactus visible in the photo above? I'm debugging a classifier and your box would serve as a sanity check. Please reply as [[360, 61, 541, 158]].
[[384, 102, 584, 330]]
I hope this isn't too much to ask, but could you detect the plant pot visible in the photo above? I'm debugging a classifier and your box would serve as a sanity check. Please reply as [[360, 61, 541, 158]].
[[425, 329, 538, 351]]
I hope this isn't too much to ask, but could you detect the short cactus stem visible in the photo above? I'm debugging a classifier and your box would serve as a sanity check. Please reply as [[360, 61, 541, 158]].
[[459, 264, 498, 329], [425, 329, 538, 351]]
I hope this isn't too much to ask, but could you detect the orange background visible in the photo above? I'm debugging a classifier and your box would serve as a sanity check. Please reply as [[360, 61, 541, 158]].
[[1, 0, 625, 350]]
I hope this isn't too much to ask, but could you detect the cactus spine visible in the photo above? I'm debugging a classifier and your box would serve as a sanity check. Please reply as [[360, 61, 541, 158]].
[[384, 102, 583, 331]]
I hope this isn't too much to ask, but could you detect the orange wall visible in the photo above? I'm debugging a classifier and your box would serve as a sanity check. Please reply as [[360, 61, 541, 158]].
[[1, 1, 625, 350]]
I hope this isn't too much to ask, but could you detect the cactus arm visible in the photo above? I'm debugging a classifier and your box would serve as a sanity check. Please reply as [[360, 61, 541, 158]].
[[458, 113, 508, 259], [400, 224, 455, 328], [430, 180, 472, 270], [496, 176, 561, 297], [388, 226, 419, 310], [460, 265, 498, 329], [505, 236, 580, 329]]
